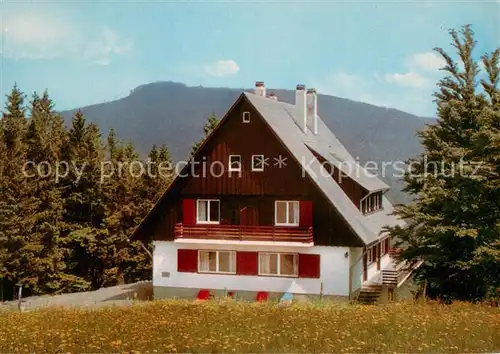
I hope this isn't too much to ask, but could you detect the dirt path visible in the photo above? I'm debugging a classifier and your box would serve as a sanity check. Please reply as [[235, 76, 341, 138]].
[[0, 281, 152, 311]]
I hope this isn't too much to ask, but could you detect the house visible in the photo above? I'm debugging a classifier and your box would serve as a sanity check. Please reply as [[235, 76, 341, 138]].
[[131, 82, 414, 302]]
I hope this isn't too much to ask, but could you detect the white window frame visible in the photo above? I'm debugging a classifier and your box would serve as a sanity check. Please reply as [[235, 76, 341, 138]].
[[228, 155, 242, 172], [274, 201, 300, 226], [198, 250, 236, 274], [251, 154, 265, 172], [196, 199, 220, 224], [258, 252, 298, 277], [242, 111, 251, 123]]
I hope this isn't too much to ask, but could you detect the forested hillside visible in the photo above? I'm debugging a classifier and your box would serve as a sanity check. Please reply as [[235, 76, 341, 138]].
[[0, 86, 173, 300], [60, 82, 436, 204]]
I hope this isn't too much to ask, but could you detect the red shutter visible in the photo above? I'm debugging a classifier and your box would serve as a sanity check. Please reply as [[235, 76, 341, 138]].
[[299, 201, 313, 227], [182, 199, 196, 225], [236, 251, 258, 275], [384, 238, 390, 254], [298, 254, 320, 278], [177, 249, 198, 272]]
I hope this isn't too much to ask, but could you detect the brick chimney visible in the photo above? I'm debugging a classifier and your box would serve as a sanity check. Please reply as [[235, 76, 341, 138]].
[[295, 85, 307, 133], [254, 81, 266, 97], [307, 88, 318, 135]]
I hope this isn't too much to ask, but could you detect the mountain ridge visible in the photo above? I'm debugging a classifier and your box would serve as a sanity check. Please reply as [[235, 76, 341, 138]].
[[60, 81, 436, 204]]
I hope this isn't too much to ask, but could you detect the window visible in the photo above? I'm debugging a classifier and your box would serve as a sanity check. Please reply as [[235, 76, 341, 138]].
[[275, 201, 299, 226], [198, 250, 236, 274], [259, 253, 298, 276], [252, 155, 265, 171], [367, 244, 379, 264], [229, 155, 241, 172], [361, 193, 383, 214], [242, 111, 251, 123], [382, 238, 390, 255], [196, 199, 220, 224]]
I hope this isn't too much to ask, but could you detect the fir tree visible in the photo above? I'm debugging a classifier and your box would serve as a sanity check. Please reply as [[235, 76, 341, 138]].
[[20, 91, 68, 294], [0, 86, 35, 296], [386, 26, 500, 302]]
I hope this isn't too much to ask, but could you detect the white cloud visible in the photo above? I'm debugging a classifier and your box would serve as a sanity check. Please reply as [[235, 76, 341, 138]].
[[203, 60, 240, 77], [384, 52, 446, 89], [2, 13, 132, 65], [84, 27, 134, 66], [406, 52, 446, 71], [2, 13, 74, 59], [385, 71, 429, 88]]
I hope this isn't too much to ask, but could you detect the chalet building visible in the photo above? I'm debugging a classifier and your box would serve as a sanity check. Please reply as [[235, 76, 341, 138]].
[[131, 82, 416, 302]]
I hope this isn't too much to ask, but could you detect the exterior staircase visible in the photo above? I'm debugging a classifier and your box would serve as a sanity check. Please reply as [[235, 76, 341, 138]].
[[357, 284, 382, 304], [381, 270, 398, 287]]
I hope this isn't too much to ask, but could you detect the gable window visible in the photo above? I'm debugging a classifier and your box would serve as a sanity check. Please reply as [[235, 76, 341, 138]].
[[196, 199, 220, 224], [258, 253, 298, 276], [275, 201, 299, 226], [361, 192, 383, 214], [251, 155, 265, 171], [199, 250, 236, 274], [242, 111, 251, 123], [229, 155, 241, 172]]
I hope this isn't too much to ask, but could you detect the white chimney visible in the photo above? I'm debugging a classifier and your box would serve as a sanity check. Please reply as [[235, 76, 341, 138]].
[[307, 88, 318, 135], [295, 85, 307, 133], [254, 81, 266, 97]]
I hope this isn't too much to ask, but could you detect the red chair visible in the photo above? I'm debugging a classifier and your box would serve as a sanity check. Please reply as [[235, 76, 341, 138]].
[[197, 289, 210, 300], [256, 291, 268, 302]]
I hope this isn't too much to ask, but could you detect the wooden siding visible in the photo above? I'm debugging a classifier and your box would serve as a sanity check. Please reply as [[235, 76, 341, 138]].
[[138, 95, 364, 247], [309, 149, 367, 208]]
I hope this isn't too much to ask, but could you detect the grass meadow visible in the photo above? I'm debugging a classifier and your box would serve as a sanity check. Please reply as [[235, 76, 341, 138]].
[[0, 300, 499, 352]]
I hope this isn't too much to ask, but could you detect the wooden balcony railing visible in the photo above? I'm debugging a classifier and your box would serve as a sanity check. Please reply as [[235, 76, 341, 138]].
[[174, 223, 313, 243]]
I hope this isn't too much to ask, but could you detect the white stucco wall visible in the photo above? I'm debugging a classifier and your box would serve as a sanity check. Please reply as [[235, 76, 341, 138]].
[[380, 253, 391, 270], [153, 241, 351, 296]]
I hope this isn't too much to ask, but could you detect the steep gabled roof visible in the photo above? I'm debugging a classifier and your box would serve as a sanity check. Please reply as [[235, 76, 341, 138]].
[[243, 92, 404, 245], [131, 91, 404, 245]]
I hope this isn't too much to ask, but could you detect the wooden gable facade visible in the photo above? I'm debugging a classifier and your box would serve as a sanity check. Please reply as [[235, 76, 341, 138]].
[[132, 94, 365, 247]]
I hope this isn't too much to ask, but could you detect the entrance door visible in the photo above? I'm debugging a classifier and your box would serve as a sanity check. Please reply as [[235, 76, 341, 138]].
[[240, 206, 259, 226]]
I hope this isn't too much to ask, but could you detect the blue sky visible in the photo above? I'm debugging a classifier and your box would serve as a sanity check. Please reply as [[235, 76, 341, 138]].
[[1, 1, 498, 117]]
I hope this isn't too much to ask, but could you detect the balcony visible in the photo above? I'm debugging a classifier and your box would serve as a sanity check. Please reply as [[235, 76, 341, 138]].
[[174, 223, 313, 243]]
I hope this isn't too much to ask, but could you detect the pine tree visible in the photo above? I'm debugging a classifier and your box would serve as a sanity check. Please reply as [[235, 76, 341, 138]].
[[387, 26, 500, 301], [20, 90, 68, 294], [60, 112, 107, 290], [469, 48, 500, 297], [190, 113, 219, 156], [0, 85, 34, 296]]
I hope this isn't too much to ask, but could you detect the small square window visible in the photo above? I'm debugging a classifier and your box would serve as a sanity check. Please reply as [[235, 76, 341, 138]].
[[242, 111, 251, 123], [252, 155, 265, 171], [229, 155, 241, 172]]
